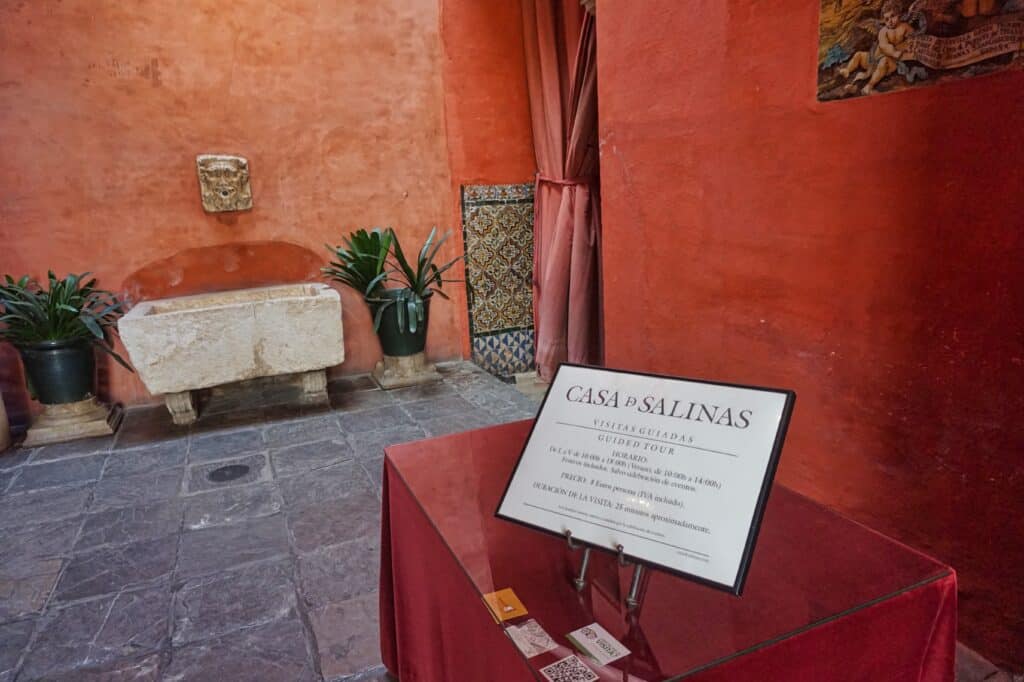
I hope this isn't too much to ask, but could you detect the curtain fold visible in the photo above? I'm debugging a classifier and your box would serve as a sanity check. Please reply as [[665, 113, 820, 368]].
[[523, 0, 601, 380]]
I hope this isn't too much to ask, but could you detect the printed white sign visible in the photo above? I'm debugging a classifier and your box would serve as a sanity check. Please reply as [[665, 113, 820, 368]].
[[496, 364, 794, 593]]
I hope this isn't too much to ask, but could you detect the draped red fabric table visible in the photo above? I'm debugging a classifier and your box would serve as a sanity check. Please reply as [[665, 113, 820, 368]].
[[379, 421, 956, 681]]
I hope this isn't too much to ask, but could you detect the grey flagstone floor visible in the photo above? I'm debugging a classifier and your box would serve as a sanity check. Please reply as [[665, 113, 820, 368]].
[[0, 361, 540, 682]]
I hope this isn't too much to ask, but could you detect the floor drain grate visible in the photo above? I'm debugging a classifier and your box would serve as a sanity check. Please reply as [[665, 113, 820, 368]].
[[207, 464, 251, 483]]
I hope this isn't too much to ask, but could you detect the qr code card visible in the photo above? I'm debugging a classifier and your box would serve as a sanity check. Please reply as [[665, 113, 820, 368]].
[[539, 654, 598, 682]]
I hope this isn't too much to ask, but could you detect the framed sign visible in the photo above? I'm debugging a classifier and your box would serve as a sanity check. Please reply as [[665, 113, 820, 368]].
[[496, 364, 796, 595]]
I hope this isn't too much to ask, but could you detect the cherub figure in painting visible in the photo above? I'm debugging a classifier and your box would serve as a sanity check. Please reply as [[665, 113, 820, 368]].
[[838, 0, 917, 94]]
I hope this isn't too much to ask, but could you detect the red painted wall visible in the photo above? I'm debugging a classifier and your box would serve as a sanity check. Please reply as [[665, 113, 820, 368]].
[[0, 0, 533, 426], [440, 0, 537, 358], [441, 0, 536, 184], [597, 0, 1023, 668]]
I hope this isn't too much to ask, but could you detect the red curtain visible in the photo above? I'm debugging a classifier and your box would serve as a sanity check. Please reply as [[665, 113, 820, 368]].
[[522, 1, 601, 380]]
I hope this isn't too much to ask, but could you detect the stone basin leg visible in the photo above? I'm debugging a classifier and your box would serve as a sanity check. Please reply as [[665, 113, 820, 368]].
[[165, 391, 197, 425], [299, 369, 329, 404]]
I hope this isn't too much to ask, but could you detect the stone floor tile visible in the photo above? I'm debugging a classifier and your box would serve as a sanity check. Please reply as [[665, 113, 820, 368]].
[[277, 461, 372, 508], [76, 499, 184, 551], [261, 401, 308, 425], [52, 537, 176, 603], [329, 388, 396, 413], [328, 374, 377, 393], [29, 435, 115, 463], [188, 428, 264, 465], [956, 642, 1007, 681], [436, 360, 487, 377], [19, 595, 112, 679], [115, 407, 188, 449], [91, 468, 183, 510], [337, 406, 413, 435], [8, 454, 106, 493], [102, 441, 187, 478], [0, 470, 16, 496], [0, 561, 63, 620], [0, 517, 82, 574], [418, 412, 493, 438], [478, 406, 534, 428], [183, 482, 283, 531], [359, 457, 385, 491], [263, 414, 343, 448], [287, 487, 381, 553], [0, 485, 91, 529], [458, 387, 519, 411], [177, 514, 290, 578], [0, 449, 30, 471], [443, 368, 496, 389], [90, 586, 170, 664], [261, 382, 306, 407], [297, 535, 379, 609], [507, 391, 543, 412], [270, 438, 354, 478], [43, 651, 165, 681], [171, 559, 297, 645], [400, 395, 477, 422], [163, 618, 316, 682], [347, 424, 427, 460], [186, 453, 270, 494], [198, 384, 269, 416], [386, 381, 458, 403], [0, 618, 34, 680], [310, 591, 380, 680], [338, 665, 397, 682], [190, 407, 266, 435]]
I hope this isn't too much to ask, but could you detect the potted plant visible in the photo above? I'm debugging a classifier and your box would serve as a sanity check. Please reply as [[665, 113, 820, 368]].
[[323, 227, 462, 357], [0, 272, 132, 405]]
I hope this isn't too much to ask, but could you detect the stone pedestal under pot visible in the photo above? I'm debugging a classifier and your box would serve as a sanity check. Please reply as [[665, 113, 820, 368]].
[[370, 291, 440, 389], [23, 398, 123, 447], [17, 339, 121, 447]]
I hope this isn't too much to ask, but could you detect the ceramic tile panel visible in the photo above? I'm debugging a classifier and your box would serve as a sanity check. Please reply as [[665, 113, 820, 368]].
[[471, 330, 536, 380], [462, 184, 536, 380]]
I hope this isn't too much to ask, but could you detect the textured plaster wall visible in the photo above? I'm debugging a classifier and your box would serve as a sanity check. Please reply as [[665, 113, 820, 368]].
[[440, 0, 537, 359], [597, 0, 1024, 668], [0, 0, 522, 423]]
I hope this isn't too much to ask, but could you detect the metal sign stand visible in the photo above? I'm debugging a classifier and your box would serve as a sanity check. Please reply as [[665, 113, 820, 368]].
[[565, 530, 647, 611]]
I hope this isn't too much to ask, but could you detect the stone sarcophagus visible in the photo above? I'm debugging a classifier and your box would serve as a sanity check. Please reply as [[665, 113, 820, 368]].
[[119, 284, 343, 424]]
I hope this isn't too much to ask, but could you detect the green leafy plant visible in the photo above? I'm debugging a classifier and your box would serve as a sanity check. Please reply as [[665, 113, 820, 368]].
[[379, 227, 462, 334], [0, 272, 133, 369], [322, 228, 393, 298], [322, 227, 463, 335]]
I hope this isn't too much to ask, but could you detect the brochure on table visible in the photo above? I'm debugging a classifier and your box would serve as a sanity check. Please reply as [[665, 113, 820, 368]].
[[496, 364, 795, 595]]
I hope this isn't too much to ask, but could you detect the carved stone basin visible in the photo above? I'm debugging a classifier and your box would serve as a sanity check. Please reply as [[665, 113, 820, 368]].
[[119, 283, 344, 424]]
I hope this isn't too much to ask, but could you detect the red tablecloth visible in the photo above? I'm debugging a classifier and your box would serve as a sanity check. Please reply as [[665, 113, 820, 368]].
[[379, 421, 956, 681]]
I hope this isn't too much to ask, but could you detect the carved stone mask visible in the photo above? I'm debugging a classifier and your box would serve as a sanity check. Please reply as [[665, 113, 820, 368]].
[[196, 155, 253, 212]]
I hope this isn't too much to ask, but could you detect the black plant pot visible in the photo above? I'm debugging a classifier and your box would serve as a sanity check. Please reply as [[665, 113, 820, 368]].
[[371, 290, 431, 357], [18, 339, 96, 405]]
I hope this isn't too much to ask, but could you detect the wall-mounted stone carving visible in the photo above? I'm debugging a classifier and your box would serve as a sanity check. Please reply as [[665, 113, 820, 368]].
[[196, 154, 253, 212]]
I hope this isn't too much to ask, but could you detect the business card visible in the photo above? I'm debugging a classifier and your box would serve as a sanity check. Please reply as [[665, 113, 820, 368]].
[[539, 655, 597, 682], [507, 619, 558, 658], [482, 588, 528, 622], [567, 622, 630, 665]]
